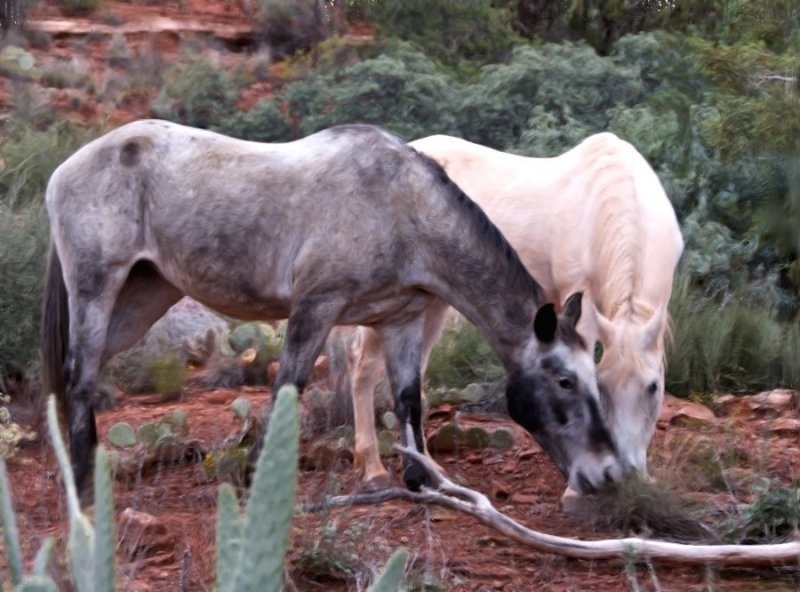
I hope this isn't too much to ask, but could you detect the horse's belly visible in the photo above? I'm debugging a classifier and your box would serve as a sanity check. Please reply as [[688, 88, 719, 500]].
[[338, 289, 434, 327]]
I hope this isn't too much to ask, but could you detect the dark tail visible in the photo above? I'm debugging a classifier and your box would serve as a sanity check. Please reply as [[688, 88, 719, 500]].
[[41, 243, 69, 429]]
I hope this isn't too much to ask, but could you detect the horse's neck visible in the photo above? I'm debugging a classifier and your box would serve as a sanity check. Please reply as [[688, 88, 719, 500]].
[[411, 192, 543, 368]]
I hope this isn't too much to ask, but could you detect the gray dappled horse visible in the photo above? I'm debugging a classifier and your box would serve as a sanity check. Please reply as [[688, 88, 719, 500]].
[[41, 120, 624, 499]]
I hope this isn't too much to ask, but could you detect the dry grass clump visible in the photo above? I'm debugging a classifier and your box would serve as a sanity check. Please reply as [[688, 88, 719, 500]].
[[568, 476, 719, 543]]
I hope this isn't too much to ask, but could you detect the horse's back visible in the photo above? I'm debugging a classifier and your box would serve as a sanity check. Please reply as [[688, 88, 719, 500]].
[[410, 132, 683, 312], [45, 120, 457, 323]]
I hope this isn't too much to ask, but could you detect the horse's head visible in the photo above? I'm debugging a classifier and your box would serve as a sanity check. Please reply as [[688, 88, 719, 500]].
[[595, 308, 666, 477], [507, 292, 625, 495]]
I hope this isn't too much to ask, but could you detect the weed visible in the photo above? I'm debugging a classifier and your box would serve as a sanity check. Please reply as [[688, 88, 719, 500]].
[[735, 480, 800, 542], [293, 519, 368, 584]]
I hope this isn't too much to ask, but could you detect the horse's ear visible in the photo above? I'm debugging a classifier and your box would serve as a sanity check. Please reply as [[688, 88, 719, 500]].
[[534, 303, 558, 343], [561, 292, 583, 329], [640, 307, 665, 351], [596, 310, 615, 345]]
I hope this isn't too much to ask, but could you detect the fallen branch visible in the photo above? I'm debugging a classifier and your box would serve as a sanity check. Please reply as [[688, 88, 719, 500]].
[[303, 445, 800, 567]]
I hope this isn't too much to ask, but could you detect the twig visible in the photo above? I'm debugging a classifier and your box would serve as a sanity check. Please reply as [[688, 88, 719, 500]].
[[302, 445, 800, 567]]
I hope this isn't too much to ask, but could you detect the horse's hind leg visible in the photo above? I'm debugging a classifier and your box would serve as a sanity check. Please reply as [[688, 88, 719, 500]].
[[63, 270, 130, 498], [378, 318, 429, 491], [66, 264, 182, 497], [103, 262, 183, 362]]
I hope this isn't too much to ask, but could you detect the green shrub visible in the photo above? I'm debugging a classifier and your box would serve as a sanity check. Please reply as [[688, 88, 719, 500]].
[[214, 99, 293, 143], [284, 45, 457, 139], [59, 0, 102, 15], [456, 43, 641, 150], [0, 205, 48, 384], [363, 0, 517, 68], [732, 480, 800, 542], [151, 56, 241, 129], [426, 317, 503, 390], [0, 117, 89, 209]]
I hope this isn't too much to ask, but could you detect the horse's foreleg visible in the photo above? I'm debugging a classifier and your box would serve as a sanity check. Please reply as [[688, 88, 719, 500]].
[[245, 299, 341, 473], [379, 318, 428, 491], [418, 298, 450, 472], [349, 327, 391, 488], [274, 301, 342, 392]]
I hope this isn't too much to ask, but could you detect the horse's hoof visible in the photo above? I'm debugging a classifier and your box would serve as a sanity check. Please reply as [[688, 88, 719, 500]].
[[359, 472, 392, 492], [403, 461, 432, 492]]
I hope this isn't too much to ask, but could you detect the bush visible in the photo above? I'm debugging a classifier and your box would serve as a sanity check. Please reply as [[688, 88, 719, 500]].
[[0, 205, 48, 385], [455, 43, 642, 149], [214, 99, 293, 142], [284, 45, 458, 139], [151, 56, 241, 129], [363, 0, 517, 68], [59, 0, 102, 16], [426, 315, 503, 390], [0, 117, 89, 209]]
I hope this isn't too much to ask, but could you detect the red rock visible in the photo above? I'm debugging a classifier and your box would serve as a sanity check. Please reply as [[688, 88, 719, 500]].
[[748, 389, 798, 416]]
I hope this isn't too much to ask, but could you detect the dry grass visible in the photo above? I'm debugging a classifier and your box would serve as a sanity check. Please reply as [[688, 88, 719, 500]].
[[569, 476, 719, 543]]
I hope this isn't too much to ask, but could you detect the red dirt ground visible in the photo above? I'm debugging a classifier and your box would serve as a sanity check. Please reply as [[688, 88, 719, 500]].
[[4, 383, 800, 591]]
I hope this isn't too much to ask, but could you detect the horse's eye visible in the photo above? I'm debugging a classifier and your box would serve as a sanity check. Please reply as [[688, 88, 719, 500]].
[[557, 376, 574, 390], [647, 381, 658, 395]]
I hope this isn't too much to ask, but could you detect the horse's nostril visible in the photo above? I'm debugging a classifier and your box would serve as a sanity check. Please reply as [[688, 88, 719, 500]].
[[603, 466, 616, 484]]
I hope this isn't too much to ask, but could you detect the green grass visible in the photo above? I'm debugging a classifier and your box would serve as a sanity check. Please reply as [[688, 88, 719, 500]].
[[666, 272, 800, 396]]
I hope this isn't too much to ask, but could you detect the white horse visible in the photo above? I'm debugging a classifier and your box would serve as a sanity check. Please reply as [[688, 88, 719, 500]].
[[349, 132, 683, 492]]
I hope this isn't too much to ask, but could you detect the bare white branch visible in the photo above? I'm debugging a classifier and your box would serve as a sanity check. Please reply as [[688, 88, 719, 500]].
[[302, 445, 800, 567]]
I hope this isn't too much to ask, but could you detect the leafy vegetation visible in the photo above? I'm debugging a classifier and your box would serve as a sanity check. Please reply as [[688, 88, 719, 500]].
[[1, 1, 799, 399]]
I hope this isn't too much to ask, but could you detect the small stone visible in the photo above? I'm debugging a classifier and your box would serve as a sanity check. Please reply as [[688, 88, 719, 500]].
[[765, 417, 800, 436], [712, 394, 738, 416], [511, 493, 538, 505], [205, 389, 238, 405], [107, 422, 136, 448], [118, 508, 175, 560], [669, 400, 716, 428], [426, 422, 463, 453], [749, 389, 798, 416]]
